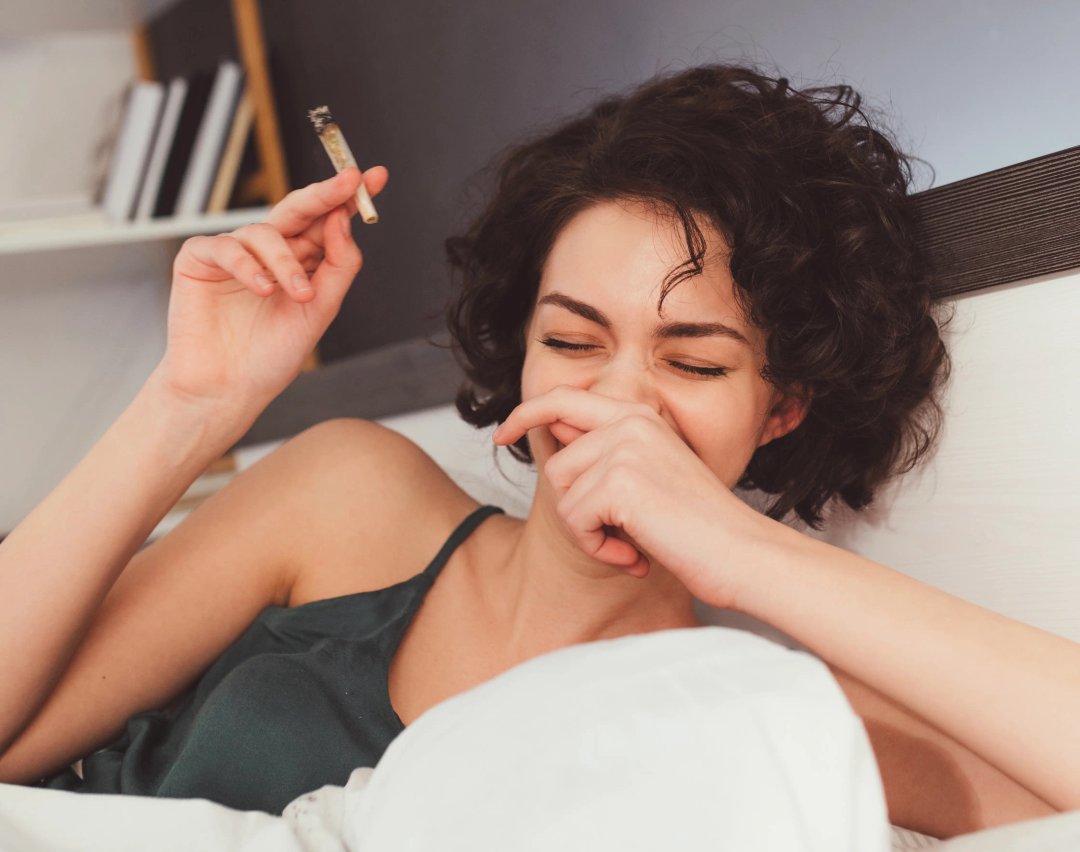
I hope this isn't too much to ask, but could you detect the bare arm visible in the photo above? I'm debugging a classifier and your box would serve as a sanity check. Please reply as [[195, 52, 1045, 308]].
[[830, 664, 1055, 837], [0, 166, 387, 773], [0, 370, 239, 754], [731, 516, 1080, 813]]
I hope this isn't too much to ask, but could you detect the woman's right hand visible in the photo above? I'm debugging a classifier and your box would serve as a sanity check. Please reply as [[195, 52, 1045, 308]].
[[153, 166, 389, 423]]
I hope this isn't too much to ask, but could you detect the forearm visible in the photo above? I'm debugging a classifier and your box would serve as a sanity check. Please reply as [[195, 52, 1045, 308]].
[[0, 367, 238, 752], [732, 520, 1080, 811], [830, 664, 1056, 837]]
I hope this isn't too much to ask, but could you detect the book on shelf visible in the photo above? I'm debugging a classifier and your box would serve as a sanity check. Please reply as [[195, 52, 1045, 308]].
[[152, 68, 215, 218], [206, 88, 255, 213], [100, 81, 165, 222], [134, 76, 189, 222], [56, 54, 255, 232], [175, 60, 245, 217]]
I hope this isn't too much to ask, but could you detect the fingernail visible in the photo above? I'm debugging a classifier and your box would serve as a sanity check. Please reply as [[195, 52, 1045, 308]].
[[292, 273, 312, 293], [254, 273, 273, 293]]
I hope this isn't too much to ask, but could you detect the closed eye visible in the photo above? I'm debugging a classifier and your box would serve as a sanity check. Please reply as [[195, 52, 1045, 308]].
[[667, 362, 729, 377], [537, 337, 728, 378]]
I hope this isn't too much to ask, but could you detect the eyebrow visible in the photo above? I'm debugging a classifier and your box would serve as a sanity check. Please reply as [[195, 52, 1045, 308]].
[[537, 292, 751, 346]]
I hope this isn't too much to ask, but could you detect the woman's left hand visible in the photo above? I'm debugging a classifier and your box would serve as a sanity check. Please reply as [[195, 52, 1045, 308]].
[[492, 385, 765, 607]]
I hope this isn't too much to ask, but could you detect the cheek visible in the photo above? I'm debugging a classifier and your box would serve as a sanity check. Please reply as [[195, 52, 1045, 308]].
[[518, 348, 555, 459], [519, 342, 545, 401], [670, 400, 763, 487], [520, 345, 584, 402]]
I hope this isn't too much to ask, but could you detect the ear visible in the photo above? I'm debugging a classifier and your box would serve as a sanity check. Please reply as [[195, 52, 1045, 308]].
[[758, 390, 810, 448]]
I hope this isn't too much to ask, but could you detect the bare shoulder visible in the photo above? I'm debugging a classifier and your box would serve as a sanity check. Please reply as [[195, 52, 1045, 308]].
[[277, 417, 481, 604]]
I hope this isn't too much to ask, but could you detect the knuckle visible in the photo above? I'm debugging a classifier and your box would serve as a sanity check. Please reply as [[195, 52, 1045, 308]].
[[203, 233, 228, 253], [609, 442, 636, 468], [604, 464, 635, 492], [235, 222, 273, 241], [280, 187, 305, 207], [621, 414, 654, 441], [203, 234, 237, 259], [252, 222, 281, 240], [222, 237, 251, 260], [325, 246, 362, 272], [556, 498, 577, 528], [175, 234, 206, 261], [345, 245, 363, 267]]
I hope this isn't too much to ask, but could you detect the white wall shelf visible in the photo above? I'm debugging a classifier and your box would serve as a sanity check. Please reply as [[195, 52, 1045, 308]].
[[0, 206, 272, 255], [0, 1, 175, 39]]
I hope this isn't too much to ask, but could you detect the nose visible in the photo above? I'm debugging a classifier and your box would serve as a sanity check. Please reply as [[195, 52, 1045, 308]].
[[585, 356, 664, 417]]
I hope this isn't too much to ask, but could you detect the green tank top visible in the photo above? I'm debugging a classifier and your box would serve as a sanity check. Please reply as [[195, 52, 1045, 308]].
[[37, 504, 505, 814]]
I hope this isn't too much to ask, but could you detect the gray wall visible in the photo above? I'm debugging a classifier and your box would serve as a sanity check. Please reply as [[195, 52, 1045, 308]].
[[248, 0, 1080, 360]]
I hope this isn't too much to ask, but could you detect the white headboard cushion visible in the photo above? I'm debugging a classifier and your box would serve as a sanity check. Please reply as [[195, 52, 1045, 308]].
[[235, 268, 1079, 643]]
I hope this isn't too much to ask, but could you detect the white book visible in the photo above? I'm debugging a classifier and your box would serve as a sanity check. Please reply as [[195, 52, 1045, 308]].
[[100, 81, 166, 221], [134, 77, 189, 221], [174, 61, 244, 217]]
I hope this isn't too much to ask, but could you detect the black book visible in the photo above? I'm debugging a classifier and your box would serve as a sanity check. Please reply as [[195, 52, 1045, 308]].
[[152, 69, 214, 218]]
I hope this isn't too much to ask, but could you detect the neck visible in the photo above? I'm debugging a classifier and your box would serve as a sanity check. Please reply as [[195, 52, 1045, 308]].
[[478, 483, 700, 665]]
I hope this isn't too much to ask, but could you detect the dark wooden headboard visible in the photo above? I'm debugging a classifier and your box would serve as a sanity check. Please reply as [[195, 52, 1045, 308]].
[[916, 145, 1080, 298]]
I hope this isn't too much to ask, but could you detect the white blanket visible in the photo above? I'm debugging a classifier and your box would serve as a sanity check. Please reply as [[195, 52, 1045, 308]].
[[0, 627, 889, 851]]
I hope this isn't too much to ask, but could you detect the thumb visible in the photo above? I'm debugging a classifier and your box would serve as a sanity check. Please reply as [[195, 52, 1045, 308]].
[[550, 420, 588, 447], [313, 206, 363, 308]]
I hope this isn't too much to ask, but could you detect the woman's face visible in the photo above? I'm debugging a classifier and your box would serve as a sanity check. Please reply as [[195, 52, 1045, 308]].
[[520, 199, 806, 488]]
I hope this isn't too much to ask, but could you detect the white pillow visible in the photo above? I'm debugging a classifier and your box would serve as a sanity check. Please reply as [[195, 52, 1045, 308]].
[[344, 626, 890, 852]]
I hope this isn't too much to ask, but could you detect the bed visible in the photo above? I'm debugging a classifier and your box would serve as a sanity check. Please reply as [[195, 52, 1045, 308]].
[[2, 151, 1078, 851]]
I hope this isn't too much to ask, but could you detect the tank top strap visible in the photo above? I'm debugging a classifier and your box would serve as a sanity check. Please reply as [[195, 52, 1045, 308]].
[[421, 504, 505, 581]]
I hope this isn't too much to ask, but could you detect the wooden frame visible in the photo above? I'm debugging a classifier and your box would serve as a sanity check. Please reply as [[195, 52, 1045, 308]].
[[230, 0, 290, 207]]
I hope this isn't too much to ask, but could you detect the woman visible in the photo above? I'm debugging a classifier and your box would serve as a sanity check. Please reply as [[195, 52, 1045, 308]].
[[0, 64, 1073, 838]]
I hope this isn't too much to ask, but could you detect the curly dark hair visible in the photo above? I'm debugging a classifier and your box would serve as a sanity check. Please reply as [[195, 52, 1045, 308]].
[[443, 62, 952, 530]]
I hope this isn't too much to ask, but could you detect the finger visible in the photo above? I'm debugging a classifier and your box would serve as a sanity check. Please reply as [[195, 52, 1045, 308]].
[[287, 231, 339, 273], [309, 205, 364, 306], [542, 428, 607, 497], [494, 386, 650, 447], [262, 168, 360, 237], [178, 234, 276, 297], [284, 232, 330, 275], [548, 420, 588, 448], [612, 535, 651, 577], [359, 165, 389, 197], [266, 166, 390, 239], [548, 441, 652, 576], [558, 480, 645, 569], [232, 223, 316, 300], [295, 166, 388, 246], [599, 525, 651, 577]]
